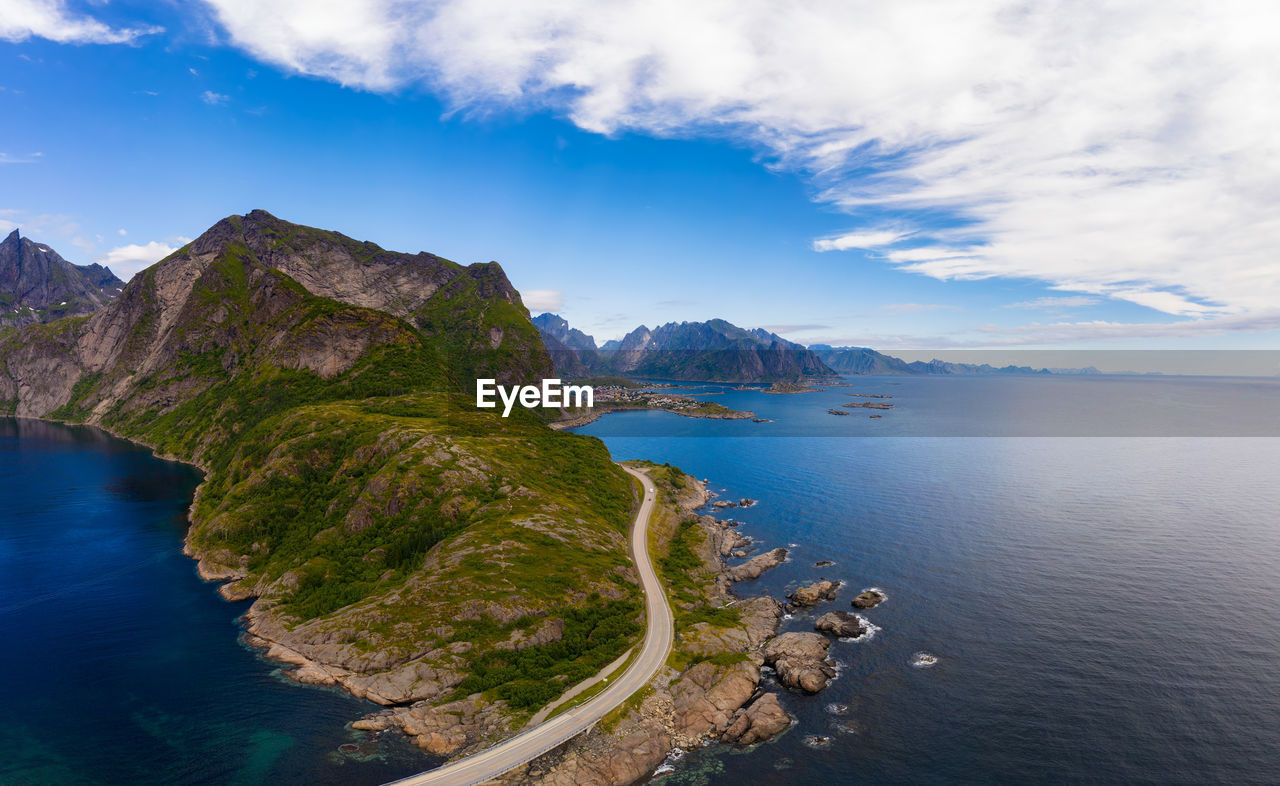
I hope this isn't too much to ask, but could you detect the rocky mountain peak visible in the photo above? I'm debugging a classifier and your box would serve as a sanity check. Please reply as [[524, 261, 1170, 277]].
[[0, 229, 123, 327]]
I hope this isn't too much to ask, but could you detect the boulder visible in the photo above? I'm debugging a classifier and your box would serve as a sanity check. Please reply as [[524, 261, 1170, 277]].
[[814, 611, 869, 638], [722, 692, 791, 747], [851, 589, 886, 609], [787, 579, 841, 607], [763, 632, 837, 693], [725, 548, 787, 582]]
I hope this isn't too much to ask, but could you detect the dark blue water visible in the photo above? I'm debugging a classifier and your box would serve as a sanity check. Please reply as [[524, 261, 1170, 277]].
[[580, 376, 1280, 784], [0, 418, 425, 786]]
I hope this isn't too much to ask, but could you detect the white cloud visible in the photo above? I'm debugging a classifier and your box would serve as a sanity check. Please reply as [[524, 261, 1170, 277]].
[[201, 90, 229, 105], [196, 1, 1280, 330], [117, 228, 127, 236], [1006, 296, 1102, 310], [975, 310, 1280, 345], [0, 0, 162, 44], [98, 240, 185, 280], [813, 228, 911, 252], [522, 289, 564, 313]]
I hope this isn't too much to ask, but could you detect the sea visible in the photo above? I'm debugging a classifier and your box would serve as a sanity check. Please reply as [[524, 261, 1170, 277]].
[[3, 374, 1280, 784]]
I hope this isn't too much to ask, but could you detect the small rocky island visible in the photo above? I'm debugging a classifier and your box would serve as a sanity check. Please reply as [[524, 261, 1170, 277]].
[[843, 400, 893, 410], [814, 611, 871, 639], [766, 380, 824, 394], [851, 589, 887, 609]]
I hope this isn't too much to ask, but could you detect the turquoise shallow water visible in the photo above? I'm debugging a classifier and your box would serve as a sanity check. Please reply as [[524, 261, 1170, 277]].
[[3, 374, 1279, 784], [579, 376, 1280, 784], [0, 418, 427, 786]]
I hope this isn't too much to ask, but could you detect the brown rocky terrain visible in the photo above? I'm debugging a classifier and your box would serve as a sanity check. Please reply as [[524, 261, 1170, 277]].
[[787, 578, 841, 609], [851, 589, 887, 609], [815, 610, 871, 639], [763, 632, 838, 693]]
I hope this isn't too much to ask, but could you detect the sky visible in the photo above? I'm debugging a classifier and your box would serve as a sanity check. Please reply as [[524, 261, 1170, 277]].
[[2, 0, 1279, 354]]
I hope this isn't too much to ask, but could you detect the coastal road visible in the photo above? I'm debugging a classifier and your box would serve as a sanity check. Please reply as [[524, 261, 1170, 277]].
[[385, 464, 673, 786]]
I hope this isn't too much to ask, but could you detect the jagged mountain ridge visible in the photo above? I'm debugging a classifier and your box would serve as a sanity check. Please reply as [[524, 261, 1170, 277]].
[[0, 229, 123, 326], [536, 315, 836, 382]]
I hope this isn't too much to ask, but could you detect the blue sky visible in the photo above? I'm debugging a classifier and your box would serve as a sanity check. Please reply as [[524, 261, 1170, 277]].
[[2, 0, 1278, 353]]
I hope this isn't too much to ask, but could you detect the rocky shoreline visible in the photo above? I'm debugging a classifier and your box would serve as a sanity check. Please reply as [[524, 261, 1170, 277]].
[[485, 470, 886, 785]]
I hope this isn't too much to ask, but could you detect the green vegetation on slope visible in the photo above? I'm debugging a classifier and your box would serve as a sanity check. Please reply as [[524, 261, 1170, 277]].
[[0, 211, 647, 714], [450, 597, 642, 709]]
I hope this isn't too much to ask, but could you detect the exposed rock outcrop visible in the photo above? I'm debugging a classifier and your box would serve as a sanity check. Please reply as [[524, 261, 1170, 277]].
[[353, 696, 516, 757], [725, 547, 787, 582], [671, 659, 761, 743], [851, 589, 887, 609], [787, 579, 841, 608], [814, 611, 870, 639], [721, 692, 792, 747], [763, 632, 837, 693]]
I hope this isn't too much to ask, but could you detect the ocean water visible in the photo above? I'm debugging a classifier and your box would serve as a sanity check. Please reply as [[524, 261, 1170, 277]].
[[0, 418, 427, 786], [579, 375, 1280, 784], [3, 375, 1279, 785]]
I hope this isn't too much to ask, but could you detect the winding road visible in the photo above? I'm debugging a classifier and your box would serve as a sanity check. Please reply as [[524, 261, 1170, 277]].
[[386, 464, 674, 786]]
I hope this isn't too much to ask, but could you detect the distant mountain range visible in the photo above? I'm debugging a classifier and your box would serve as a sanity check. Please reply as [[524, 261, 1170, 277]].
[[535, 315, 1096, 382], [809, 346, 1097, 376], [0, 229, 123, 326], [534, 314, 835, 382]]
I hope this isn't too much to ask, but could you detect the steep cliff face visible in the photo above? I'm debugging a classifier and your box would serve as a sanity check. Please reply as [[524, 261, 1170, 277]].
[[0, 210, 551, 431], [0, 229, 122, 326]]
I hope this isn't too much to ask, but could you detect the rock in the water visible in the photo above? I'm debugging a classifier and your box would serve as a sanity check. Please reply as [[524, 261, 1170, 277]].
[[763, 632, 836, 693], [787, 579, 841, 608], [814, 560, 835, 567], [725, 548, 787, 582], [814, 611, 869, 638], [850, 589, 886, 609], [721, 692, 792, 747], [738, 498, 757, 508]]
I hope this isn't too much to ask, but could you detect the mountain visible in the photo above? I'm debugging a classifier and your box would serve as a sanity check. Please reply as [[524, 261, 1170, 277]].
[[0, 228, 123, 326], [0, 210, 644, 730], [809, 345, 915, 375], [813, 346, 1061, 376], [531, 312, 599, 379], [535, 315, 836, 382]]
